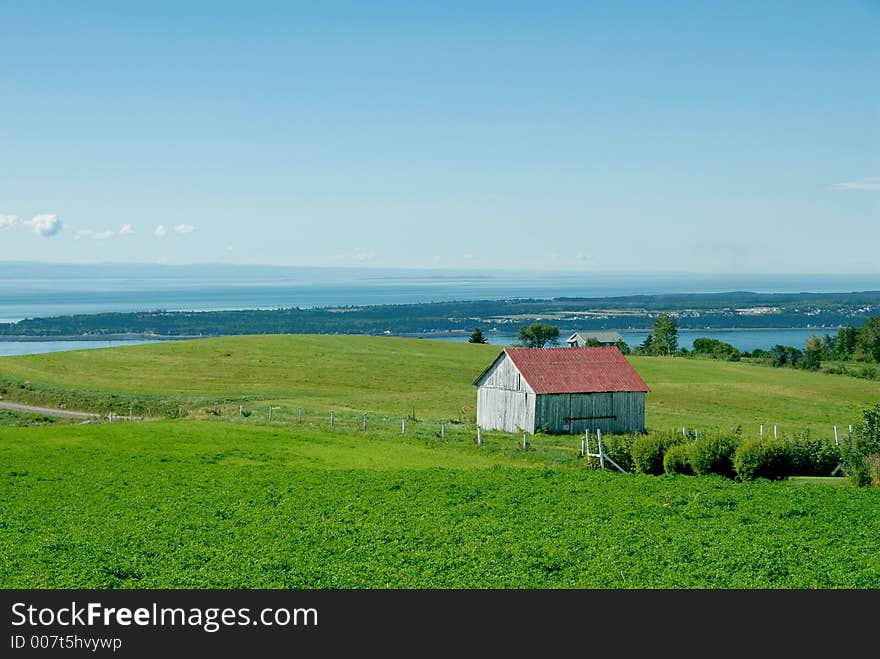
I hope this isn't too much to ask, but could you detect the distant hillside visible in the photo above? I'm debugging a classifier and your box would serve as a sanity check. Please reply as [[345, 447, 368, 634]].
[[1, 290, 877, 338]]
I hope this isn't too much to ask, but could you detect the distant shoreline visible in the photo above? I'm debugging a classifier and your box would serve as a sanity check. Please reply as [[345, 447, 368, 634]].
[[0, 326, 844, 343]]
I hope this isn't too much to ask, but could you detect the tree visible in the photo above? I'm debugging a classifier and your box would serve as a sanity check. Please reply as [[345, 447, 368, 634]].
[[652, 313, 679, 356], [842, 403, 880, 487], [614, 339, 631, 355], [468, 328, 488, 344], [854, 317, 880, 363], [803, 335, 823, 371], [771, 344, 802, 368], [517, 323, 560, 348], [692, 337, 740, 361], [834, 325, 858, 360], [586, 337, 602, 347]]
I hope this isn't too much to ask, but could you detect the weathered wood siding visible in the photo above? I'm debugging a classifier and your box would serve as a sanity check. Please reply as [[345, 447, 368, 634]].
[[476, 387, 534, 433], [475, 354, 536, 432], [534, 391, 645, 434]]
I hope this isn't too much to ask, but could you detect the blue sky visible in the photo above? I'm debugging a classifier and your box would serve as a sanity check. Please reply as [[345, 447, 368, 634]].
[[1, 1, 877, 272]]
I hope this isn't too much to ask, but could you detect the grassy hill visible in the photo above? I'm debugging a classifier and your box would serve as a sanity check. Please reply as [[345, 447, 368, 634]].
[[0, 334, 876, 434]]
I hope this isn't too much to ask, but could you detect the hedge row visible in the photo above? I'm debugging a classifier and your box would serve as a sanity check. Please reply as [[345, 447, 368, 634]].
[[589, 404, 880, 486], [618, 430, 843, 481]]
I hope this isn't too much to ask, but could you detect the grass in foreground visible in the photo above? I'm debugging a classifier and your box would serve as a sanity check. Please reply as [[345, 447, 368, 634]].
[[1, 420, 878, 589]]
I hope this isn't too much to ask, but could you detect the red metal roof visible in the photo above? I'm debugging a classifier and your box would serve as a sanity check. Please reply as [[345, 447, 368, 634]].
[[503, 346, 649, 394]]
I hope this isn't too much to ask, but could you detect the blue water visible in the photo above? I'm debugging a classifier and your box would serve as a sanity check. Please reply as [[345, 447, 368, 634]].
[[2, 262, 879, 323], [0, 340, 163, 357], [0, 329, 825, 357], [429, 328, 826, 352], [0, 263, 872, 356]]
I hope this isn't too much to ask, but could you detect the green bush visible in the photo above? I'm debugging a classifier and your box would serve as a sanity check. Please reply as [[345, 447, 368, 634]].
[[787, 434, 841, 476], [587, 433, 635, 472], [663, 443, 694, 475], [734, 438, 791, 481], [631, 435, 672, 475], [843, 403, 880, 486], [690, 435, 738, 478]]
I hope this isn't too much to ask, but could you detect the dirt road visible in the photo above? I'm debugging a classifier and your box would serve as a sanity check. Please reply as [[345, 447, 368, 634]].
[[0, 400, 99, 420]]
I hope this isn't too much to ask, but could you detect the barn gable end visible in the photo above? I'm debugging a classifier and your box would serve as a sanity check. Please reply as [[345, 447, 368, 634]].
[[473, 351, 535, 434]]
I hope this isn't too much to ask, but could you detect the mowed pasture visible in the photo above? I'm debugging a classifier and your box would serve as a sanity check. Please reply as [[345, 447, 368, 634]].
[[2, 420, 878, 588], [0, 334, 877, 434]]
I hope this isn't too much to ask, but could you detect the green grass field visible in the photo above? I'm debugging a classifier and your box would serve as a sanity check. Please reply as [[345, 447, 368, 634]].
[[0, 334, 876, 435], [1, 335, 878, 589], [2, 420, 878, 588]]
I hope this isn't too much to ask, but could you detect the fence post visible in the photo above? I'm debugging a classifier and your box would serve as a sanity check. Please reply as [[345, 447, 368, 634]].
[[682, 426, 687, 437], [363, 414, 367, 432], [849, 425, 854, 442], [774, 425, 778, 439], [330, 411, 334, 427], [147, 407, 152, 418], [268, 406, 273, 422], [178, 405, 182, 417], [695, 429, 699, 440], [298, 408, 303, 423], [239, 404, 243, 417], [597, 428, 605, 470], [581, 438, 586, 457], [441, 424, 446, 440], [834, 426, 840, 446], [522, 432, 527, 451], [477, 426, 482, 446], [402, 417, 406, 434]]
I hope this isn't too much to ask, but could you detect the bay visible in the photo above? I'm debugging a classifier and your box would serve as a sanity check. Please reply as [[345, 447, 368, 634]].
[[429, 328, 826, 352], [2, 262, 879, 323], [0, 329, 826, 357], [0, 340, 163, 357]]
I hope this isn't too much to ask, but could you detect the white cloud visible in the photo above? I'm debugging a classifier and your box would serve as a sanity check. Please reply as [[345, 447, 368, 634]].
[[28, 214, 63, 237], [93, 230, 114, 240], [0, 214, 20, 229], [832, 177, 880, 191], [119, 224, 134, 236], [576, 252, 591, 261], [154, 225, 167, 238], [174, 224, 195, 234]]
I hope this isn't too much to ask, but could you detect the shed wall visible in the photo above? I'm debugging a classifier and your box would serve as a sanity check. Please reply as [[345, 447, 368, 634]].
[[476, 387, 534, 433], [534, 391, 645, 434]]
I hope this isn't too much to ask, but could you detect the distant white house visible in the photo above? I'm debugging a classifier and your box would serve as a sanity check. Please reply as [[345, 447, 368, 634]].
[[566, 331, 623, 347]]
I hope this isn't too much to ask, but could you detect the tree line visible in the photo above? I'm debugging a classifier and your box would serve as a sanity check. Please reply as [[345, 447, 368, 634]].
[[480, 315, 880, 380], [2, 291, 878, 338]]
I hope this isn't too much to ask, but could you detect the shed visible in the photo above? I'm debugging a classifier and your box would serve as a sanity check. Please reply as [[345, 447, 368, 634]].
[[473, 346, 648, 435], [566, 331, 623, 347]]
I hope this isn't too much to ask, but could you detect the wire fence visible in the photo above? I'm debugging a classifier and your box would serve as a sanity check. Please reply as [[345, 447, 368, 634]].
[[154, 401, 862, 470]]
